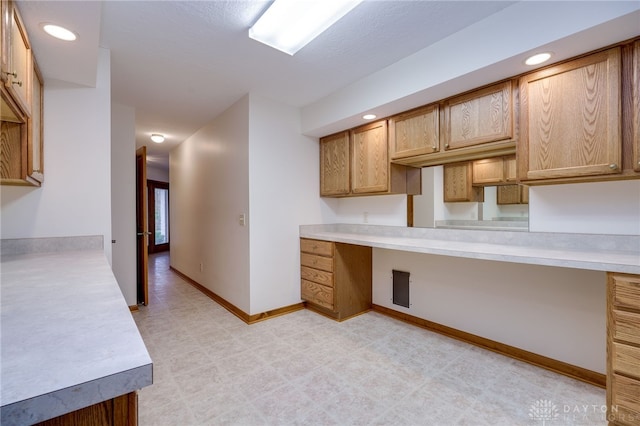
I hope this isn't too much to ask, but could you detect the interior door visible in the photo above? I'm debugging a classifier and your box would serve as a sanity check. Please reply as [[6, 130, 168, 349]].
[[135, 147, 149, 305]]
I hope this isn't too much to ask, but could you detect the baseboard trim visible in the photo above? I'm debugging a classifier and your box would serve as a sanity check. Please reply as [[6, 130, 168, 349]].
[[170, 267, 304, 324], [128, 305, 139, 312], [372, 304, 606, 388]]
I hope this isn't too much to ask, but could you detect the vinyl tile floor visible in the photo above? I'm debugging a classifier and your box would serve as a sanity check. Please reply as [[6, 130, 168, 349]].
[[132, 252, 607, 426]]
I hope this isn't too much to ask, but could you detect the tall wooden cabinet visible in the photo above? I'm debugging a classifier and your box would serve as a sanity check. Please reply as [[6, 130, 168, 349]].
[[300, 238, 372, 321], [0, 0, 43, 186], [607, 273, 640, 426], [518, 47, 626, 183]]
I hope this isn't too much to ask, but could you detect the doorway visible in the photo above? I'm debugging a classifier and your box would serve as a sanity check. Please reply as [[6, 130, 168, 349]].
[[135, 147, 149, 306], [148, 180, 170, 253]]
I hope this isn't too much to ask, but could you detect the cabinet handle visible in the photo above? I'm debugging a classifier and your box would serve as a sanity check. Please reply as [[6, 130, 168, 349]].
[[12, 80, 22, 87], [2, 70, 17, 78], [445, 144, 450, 149], [609, 163, 618, 170], [432, 146, 437, 150]]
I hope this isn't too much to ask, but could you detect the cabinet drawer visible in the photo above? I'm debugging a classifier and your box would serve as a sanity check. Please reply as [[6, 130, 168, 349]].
[[613, 310, 640, 346], [301, 279, 334, 310], [610, 374, 640, 425], [613, 342, 640, 380], [300, 239, 333, 257], [613, 274, 640, 310], [301, 253, 333, 272], [301, 266, 333, 288]]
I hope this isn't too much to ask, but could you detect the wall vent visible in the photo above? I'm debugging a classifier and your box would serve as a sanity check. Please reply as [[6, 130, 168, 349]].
[[392, 270, 410, 308]]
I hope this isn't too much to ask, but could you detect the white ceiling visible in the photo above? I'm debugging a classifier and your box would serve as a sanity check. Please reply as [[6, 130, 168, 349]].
[[14, 1, 640, 170]]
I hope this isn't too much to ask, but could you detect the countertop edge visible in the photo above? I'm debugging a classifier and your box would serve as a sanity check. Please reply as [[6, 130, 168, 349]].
[[0, 363, 153, 425]]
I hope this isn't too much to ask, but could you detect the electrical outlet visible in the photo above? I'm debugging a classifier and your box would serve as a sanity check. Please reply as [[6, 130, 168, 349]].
[[199, 262, 203, 272], [239, 214, 246, 226]]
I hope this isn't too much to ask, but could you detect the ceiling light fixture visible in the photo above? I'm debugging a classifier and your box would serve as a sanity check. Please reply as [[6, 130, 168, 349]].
[[249, 0, 363, 55], [362, 114, 377, 120], [525, 52, 552, 66], [150, 134, 165, 144], [41, 23, 77, 41]]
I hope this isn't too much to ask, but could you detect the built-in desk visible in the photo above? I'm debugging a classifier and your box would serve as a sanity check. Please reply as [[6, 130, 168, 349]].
[[0, 236, 153, 426], [300, 224, 639, 274]]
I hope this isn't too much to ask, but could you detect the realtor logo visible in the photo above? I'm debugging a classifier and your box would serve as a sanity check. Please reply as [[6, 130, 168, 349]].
[[529, 399, 559, 425]]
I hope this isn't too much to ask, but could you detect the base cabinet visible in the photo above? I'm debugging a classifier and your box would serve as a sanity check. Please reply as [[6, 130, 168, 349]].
[[607, 273, 640, 426], [300, 238, 372, 321], [33, 392, 138, 426]]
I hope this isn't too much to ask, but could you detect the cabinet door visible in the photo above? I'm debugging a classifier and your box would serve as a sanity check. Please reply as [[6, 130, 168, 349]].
[[28, 57, 42, 183], [351, 120, 388, 194], [6, 2, 30, 115], [633, 41, 640, 172], [472, 157, 504, 185], [0, 0, 9, 81], [389, 104, 439, 159], [320, 131, 350, 196], [519, 48, 621, 181], [443, 81, 513, 151], [504, 155, 517, 182], [443, 162, 483, 202], [497, 185, 528, 205]]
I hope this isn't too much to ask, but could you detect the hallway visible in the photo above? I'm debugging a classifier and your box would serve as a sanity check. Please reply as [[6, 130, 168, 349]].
[[132, 252, 606, 425]]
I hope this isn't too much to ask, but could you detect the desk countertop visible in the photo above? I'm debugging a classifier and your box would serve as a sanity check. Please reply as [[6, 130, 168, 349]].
[[300, 224, 640, 274], [0, 241, 152, 425]]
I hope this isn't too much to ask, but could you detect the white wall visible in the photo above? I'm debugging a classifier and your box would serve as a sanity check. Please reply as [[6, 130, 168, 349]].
[[170, 96, 251, 313], [247, 94, 336, 314], [529, 180, 640, 235], [1, 48, 112, 263], [111, 102, 137, 305], [373, 249, 606, 373], [147, 165, 169, 183]]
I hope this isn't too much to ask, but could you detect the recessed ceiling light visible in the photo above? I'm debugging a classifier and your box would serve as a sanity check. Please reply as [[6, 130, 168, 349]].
[[363, 114, 377, 120], [525, 52, 552, 66], [150, 134, 165, 144], [41, 23, 77, 41]]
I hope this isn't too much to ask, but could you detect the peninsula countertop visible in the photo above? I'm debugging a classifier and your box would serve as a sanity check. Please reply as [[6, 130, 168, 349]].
[[300, 224, 640, 274], [0, 237, 152, 425]]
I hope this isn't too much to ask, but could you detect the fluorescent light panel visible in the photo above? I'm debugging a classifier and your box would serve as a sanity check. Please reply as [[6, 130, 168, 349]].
[[249, 0, 363, 55]]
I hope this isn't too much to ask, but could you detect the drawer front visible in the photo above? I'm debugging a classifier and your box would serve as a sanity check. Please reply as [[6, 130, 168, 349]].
[[301, 279, 334, 310], [610, 374, 640, 425], [300, 239, 333, 257], [301, 266, 333, 288], [613, 342, 640, 380], [613, 310, 640, 346], [301, 253, 333, 273], [613, 275, 640, 310]]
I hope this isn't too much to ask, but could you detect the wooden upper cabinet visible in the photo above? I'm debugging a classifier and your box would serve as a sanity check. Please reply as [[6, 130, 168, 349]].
[[0, 0, 9, 81], [519, 47, 622, 182], [443, 162, 483, 203], [443, 81, 514, 151], [633, 41, 640, 172], [351, 120, 389, 194], [388, 104, 439, 159], [5, 1, 30, 116], [472, 155, 517, 185], [28, 58, 43, 182], [319, 131, 350, 196]]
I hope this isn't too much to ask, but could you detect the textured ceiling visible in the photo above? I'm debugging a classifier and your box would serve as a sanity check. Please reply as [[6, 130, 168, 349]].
[[15, 1, 640, 170]]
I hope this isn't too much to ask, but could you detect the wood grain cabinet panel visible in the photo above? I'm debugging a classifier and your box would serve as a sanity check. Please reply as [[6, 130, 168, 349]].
[[5, 1, 30, 116], [351, 120, 389, 194], [633, 41, 640, 172], [388, 104, 439, 159], [519, 48, 622, 182], [444, 162, 483, 203], [443, 81, 513, 151], [300, 238, 371, 321], [607, 273, 640, 426], [320, 131, 350, 196]]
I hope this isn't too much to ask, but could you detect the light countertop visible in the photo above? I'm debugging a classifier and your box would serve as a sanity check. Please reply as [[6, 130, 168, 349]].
[[300, 224, 640, 274], [0, 237, 152, 425]]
